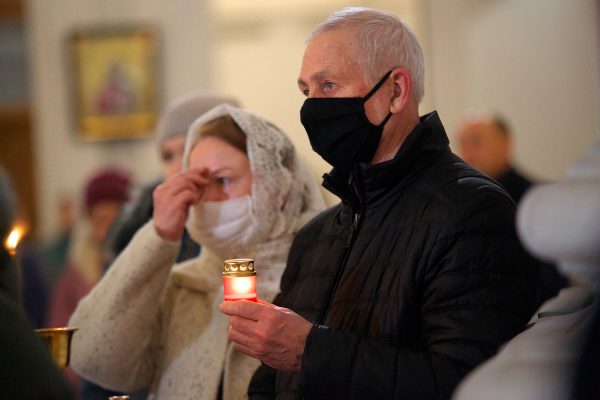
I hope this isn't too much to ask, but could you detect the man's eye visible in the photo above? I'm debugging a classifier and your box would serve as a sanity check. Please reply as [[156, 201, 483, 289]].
[[324, 81, 336, 91], [302, 88, 310, 97]]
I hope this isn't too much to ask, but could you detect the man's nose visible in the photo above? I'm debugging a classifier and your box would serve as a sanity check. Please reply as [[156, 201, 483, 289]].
[[307, 91, 325, 99]]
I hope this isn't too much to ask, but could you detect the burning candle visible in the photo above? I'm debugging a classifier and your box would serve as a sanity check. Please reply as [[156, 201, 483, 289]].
[[223, 258, 257, 301]]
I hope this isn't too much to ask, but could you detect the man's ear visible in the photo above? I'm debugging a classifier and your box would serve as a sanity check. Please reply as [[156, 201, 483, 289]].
[[389, 68, 412, 113]]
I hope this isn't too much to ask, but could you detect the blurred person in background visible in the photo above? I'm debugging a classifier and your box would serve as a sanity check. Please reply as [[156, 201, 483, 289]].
[[0, 168, 74, 399], [457, 112, 532, 204], [69, 105, 325, 400], [0, 175, 51, 328], [18, 220, 49, 328], [47, 167, 130, 392], [457, 112, 568, 305], [43, 195, 76, 286]]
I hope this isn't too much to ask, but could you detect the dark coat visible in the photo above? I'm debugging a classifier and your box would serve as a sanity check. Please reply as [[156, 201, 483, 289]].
[[494, 168, 568, 304], [496, 166, 532, 205], [0, 250, 74, 399], [249, 112, 539, 400]]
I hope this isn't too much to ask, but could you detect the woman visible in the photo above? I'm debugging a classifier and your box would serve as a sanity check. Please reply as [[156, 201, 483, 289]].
[[105, 91, 240, 264], [69, 104, 325, 399], [48, 168, 131, 392], [48, 168, 131, 329]]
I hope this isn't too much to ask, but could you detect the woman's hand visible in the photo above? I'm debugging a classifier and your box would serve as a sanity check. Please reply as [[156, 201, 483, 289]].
[[153, 168, 209, 242]]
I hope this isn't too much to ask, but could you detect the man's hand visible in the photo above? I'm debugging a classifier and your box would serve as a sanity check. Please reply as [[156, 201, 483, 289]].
[[219, 300, 313, 372], [153, 168, 209, 241]]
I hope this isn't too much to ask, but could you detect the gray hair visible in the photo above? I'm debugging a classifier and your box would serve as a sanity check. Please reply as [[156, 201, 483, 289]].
[[309, 7, 425, 103]]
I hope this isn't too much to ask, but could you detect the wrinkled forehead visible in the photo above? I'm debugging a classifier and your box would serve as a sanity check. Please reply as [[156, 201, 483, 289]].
[[301, 29, 364, 76], [307, 26, 363, 57]]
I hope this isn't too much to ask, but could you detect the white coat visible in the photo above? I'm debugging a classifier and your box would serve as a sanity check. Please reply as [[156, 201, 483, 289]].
[[69, 105, 326, 399]]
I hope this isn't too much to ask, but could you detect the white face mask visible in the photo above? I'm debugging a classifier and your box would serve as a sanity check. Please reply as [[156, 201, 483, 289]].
[[186, 195, 256, 252]]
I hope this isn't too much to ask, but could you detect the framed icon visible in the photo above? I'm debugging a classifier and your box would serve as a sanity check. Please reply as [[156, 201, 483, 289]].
[[69, 26, 160, 141]]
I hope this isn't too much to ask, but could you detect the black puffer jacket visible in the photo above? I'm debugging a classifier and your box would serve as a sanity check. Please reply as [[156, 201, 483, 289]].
[[249, 112, 538, 400]]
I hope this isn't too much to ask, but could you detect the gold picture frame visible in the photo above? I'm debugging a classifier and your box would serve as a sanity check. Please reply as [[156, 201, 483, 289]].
[[69, 27, 160, 141]]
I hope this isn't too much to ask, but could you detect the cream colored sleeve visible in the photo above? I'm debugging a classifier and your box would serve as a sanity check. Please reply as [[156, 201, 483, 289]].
[[69, 221, 180, 392]]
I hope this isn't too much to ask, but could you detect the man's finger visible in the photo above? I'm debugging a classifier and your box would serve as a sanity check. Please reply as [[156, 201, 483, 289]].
[[231, 341, 262, 360], [257, 298, 277, 307], [228, 325, 271, 360], [219, 300, 270, 320], [228, 324, 257, 350], [229, 315, 259, 338]]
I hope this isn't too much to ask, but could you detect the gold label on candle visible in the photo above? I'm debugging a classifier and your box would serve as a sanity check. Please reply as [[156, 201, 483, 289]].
[[223, 258, 256, 277]]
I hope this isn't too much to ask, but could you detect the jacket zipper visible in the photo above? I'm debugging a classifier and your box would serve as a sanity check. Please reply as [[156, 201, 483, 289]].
[[316, 175, 363, 324]]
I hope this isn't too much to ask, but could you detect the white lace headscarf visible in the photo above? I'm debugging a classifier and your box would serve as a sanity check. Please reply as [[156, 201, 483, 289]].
[[182, 104, 325, 253]]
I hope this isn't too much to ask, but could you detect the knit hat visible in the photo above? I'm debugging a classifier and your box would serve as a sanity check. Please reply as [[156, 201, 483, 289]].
[[84, 168, 131, 211], [156, 91, 241, 147]]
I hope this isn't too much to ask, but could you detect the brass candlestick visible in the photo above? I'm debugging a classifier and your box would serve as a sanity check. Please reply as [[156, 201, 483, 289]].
[[34, 327, 78, 369]]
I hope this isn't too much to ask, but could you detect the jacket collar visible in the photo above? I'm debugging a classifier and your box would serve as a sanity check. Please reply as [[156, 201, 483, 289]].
[[323, 111, 449, 205]]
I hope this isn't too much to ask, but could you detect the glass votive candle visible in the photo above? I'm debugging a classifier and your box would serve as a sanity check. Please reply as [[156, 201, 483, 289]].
[[223, 258, 257, 301]]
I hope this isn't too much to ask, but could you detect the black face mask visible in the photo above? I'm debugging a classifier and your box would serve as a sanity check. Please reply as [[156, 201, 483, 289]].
[[300, 70, 393, 170]]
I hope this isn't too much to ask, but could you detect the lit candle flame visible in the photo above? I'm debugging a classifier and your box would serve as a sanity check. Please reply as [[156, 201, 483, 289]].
[[231, 276, 253, 294], [5, 223, 26, 256]]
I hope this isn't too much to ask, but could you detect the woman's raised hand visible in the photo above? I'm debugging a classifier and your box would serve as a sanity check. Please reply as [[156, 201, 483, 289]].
[[153, 168, 210, 242]]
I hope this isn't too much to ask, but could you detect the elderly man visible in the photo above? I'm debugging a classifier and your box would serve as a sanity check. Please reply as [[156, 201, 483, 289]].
[[457, 114, 533, 204], [220, 7, 538, 399]]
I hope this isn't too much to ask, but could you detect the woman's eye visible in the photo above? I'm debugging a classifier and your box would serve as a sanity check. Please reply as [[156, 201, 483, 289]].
[[302, 88, 310, 97], [216, 176, 230, 186], [324, 81, 336, 91]]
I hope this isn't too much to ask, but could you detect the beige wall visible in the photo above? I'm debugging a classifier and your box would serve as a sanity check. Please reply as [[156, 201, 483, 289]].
[[428, 0, 599, 181], [27, 0, 214, 238], [27, 0, 599, 238]]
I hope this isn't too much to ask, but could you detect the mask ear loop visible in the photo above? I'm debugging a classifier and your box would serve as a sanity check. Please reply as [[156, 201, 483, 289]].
[[378, 112, 393, 127], [363, 70, 393, 102], [363, 70, 394, 127]]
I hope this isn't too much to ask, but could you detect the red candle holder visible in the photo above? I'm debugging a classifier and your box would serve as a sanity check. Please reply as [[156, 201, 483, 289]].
[[223, 258, 257, 301]]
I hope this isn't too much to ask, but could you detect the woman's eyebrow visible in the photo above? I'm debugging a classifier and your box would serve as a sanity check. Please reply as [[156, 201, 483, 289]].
[[210, 167, 232, 177]]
